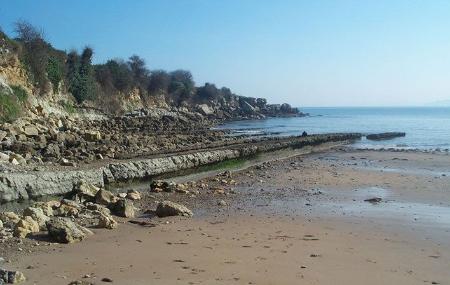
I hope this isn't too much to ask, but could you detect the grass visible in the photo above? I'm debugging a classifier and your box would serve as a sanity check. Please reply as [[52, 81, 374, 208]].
[[60, 100, 76, 114], [0, 90, 21, 123]]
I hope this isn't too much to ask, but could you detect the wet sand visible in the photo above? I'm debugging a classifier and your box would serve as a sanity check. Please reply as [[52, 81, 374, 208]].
[[5, 148, 450, 284]]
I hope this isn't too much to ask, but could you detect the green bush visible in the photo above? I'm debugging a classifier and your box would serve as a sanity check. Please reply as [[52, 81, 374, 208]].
[[0, 90, 21, 123], [47, 56, 64, 93], [60, 100, 76, 114], [11, 85, 28, 102]]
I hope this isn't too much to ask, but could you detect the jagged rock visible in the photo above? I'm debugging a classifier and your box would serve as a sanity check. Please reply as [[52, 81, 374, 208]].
[[197, 104, 214, 116], [0, 212, 20, 227], [46, 217, 92, 243], [31, 201, 54, 217], [96, 212, 118, 229], [22, 207, 50, 231], [54, 200, 82, 217], [13, 216, 40, 238], [126, 190, 141, 201], [95, 189, 117, 206], [155, 201, 193, 217], [84, 131, 101, 142], [74, 182, 100, 202], [112, 199, 135, 218], [0, 152, 9, 162], [9, 154, 26, 165], [86, 203, 111, 216], [0, 268, 26, 283], [23, 126, 39, 137]]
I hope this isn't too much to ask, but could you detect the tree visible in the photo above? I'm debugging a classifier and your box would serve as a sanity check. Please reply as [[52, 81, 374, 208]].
[[148, 70, 170, 95], [14, 21, 49, 91], [14, 20, 43, 43], [128, 55, 149, 88], [169, 70, 195, 104], [68, 47, 97, 103], [197, 83, 219, 101]]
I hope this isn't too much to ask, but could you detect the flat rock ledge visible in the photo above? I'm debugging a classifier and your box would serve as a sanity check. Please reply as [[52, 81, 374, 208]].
[[0, 133, 360, 203]]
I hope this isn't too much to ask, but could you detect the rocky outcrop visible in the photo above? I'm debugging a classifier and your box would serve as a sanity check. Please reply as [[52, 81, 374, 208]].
[[366, 132, 406, 141], [0, 133, 361, 203]]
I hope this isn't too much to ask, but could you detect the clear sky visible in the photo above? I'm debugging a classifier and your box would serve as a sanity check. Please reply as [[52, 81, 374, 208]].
[[1, 0, 450, 107]]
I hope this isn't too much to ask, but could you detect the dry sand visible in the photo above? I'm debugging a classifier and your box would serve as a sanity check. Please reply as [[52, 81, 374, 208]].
[[5, 148, 450, 284]]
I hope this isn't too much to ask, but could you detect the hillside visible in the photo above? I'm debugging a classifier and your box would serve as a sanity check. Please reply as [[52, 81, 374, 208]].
[[0, 22, 303, 168], [0, 22, 301, 123]]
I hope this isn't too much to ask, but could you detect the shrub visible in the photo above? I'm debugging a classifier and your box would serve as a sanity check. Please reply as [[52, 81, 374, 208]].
[[47, 56, 64, 93], [0, 90, 21, 123], [11, 85, 28, 102]]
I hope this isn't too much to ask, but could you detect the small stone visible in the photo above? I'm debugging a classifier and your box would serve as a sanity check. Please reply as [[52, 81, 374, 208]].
[[217, 200, 227, 206]]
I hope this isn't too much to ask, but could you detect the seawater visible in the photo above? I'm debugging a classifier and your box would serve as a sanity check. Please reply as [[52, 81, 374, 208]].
[[217, 107, 450, 150]]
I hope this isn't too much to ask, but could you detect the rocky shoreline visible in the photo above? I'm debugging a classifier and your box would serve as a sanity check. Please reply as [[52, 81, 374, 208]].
[[0, 133, 361, 203]]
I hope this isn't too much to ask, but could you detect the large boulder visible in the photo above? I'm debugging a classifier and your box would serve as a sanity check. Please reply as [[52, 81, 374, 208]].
[[112, 199, 135, 218], [46, 217, 92, 243], [31, 201, 55, 217], [155, 201, 193, 217], [22, 207, 50, 231], [14, 216, 40, 238]]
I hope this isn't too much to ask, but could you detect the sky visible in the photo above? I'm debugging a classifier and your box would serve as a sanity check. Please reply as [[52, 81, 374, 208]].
[[1, 0, 450, 107]]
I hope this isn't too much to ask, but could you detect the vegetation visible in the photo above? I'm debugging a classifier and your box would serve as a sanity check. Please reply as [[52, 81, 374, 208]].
[[2, 20, 246, 113], [0, 87, 26, 123]]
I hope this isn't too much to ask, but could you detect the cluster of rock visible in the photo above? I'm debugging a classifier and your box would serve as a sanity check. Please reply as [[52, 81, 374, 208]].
[[0, 133, 362, 203], [195, 96, 303, 120]]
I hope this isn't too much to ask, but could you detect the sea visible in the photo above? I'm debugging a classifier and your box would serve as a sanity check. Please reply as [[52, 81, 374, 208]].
[[217, 107, 450, 151]]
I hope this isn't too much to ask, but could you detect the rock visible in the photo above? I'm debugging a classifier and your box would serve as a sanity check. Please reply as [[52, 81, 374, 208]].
[[54, 204, 79, 217], [112, 199, 135, 218], [68, 281, 94, 285], [96, 212, 118, 229], [217, 200, 227, 206], [0, 212, 20, 227], [197, 104, 214, 116], [86, 203, 111, 216], [22, 207, 50, 231], [9, 154, 26, 165], [23, 126, 39, 137], [0, 152, 9, 162], [155, 201, 193, 217], [0, 220, 3, 229], [31, 202, 54, 217], [0, 268, 26, 283], [74, 182, 100, 202], [95, 189, 117, 206], [364, 197, 382, 203], [46, 217, 92, 243], [366, 132, 406, 141], [84, 131, 101, 142], [126, 190, 141, 201], [13, 216, 40, 238]]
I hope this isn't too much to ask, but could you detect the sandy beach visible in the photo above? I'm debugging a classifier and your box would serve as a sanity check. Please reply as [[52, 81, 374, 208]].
[[2, 147, 449, 285]]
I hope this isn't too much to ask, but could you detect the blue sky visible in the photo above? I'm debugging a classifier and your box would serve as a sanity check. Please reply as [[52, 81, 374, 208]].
[[1, 0, 450, 106]]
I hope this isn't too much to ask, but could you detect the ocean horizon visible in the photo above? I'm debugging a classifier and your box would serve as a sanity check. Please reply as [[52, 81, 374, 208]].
[[218, 106, 450, 151]]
